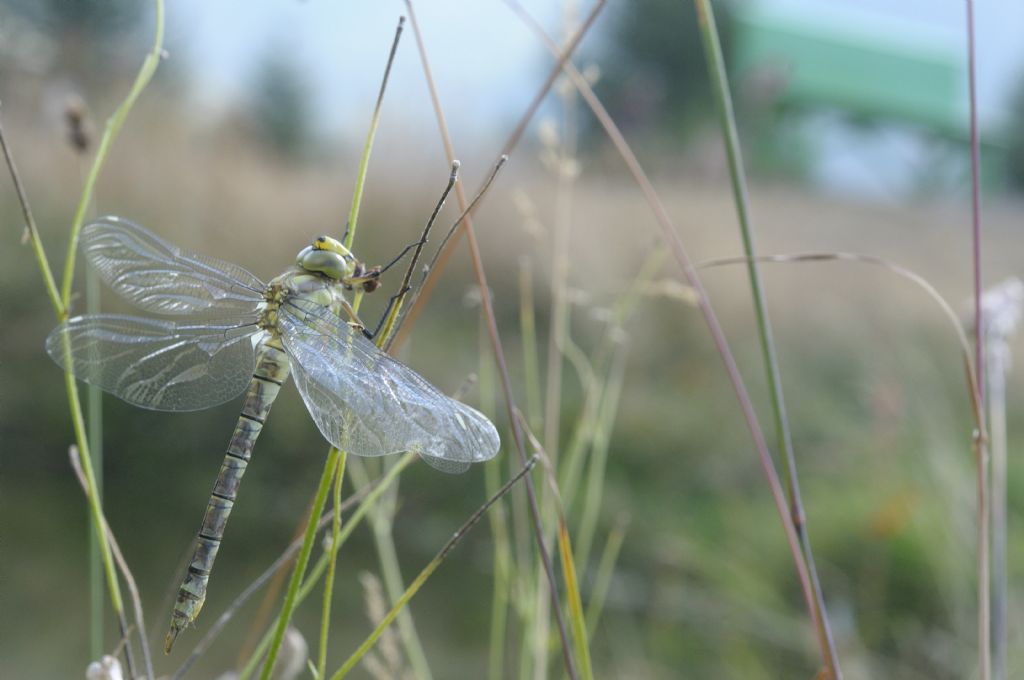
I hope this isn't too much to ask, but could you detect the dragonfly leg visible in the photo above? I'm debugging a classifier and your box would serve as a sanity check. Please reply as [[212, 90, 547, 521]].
[[365, 286, 411, 341], [376, 235, 427, 276], [337, 298, 374, 339]]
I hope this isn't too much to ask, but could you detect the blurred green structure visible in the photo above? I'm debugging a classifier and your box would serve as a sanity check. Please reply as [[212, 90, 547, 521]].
[[731, 5, 1008, 190]]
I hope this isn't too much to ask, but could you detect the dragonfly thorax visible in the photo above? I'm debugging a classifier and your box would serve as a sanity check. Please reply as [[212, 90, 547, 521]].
[[259, 268, 347, 333]]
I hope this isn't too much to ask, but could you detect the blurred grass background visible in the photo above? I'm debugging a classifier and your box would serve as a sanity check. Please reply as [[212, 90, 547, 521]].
[[2, 1, 1024, 678]]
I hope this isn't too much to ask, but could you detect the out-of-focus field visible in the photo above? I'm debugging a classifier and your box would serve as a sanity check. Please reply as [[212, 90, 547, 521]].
[[2, 63, 1024, 680]]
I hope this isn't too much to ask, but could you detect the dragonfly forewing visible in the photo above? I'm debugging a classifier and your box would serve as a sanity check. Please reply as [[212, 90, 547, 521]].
[[83, 216, 266, 316]]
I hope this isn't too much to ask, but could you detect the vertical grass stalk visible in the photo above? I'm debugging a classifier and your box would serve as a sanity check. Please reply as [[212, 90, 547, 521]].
[[86, 248, 105, 661], [503, 2, 830, 676], [693, 1, 841, 676], [480, 314, 513, 680], [260, 447, 342, 680], [343, 16, 404, 250], [964, 3, 990, 678], [317, 449, 349, 678], [557, 521, 593, 680]]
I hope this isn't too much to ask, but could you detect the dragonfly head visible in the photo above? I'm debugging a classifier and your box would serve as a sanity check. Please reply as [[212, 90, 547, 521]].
[[296, 235, 357, 281]]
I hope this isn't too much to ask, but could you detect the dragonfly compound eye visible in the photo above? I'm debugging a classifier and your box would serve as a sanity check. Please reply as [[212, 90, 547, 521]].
[[298, 248, 351, 280]]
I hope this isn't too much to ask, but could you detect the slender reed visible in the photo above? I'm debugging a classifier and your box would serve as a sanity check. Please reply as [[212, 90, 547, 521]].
[[964, 3, 990, 679], [258, 447, 343, 680], [693, 1, 841, 676], [343, 16, 405, 250], [316, 450, 349, 678]]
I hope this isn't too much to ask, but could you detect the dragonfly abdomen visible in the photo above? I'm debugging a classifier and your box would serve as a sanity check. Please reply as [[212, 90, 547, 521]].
[[165, 339, 290, 653]]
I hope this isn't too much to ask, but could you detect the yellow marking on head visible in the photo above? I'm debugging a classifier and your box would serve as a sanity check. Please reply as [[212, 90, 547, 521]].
[[312, 235, 352, 257]]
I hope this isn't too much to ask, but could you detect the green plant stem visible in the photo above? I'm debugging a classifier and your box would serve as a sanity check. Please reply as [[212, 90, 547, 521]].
[[556, 520, 593, 680], [485, 458, 513, 680], [238, 452, 417, 680], [64, 368, 126, 636], [573, 342, 627, 569], [480, 321, 512, 680], [60, 0, 165, 310], [86, 246, 104, 661], [519, 259, 543, 431], [348, 458, 434, 680], [317, 449, 349, 678], [964, 4, 990, 679], [344, 17, 404, 250], [693, 2, 841, 678], [329, 457, 538, 680], [988, 338, 1007, 680], [584, 518, 627, 637], [260, 447, 342, 680], [507, 11, 823, 680]]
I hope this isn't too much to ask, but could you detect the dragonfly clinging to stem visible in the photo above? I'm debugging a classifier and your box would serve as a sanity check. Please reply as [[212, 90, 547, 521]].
[[47, 217, 501, 652]]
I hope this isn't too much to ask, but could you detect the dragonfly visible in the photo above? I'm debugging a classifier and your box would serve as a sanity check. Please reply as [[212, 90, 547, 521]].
[[47, 216, 501, 652]]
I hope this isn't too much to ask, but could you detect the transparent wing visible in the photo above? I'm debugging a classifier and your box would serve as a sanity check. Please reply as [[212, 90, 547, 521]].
[[82, 216, 265, 315], [47, 314, 260, 411], [278, 298, 500, 470]]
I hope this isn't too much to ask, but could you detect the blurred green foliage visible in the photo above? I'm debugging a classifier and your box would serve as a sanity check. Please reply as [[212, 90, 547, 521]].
[[1007, 78, 1024, 192], [2, 0, 145, 78], [591, 0, 733, 140], [248, 49, 313, 158]]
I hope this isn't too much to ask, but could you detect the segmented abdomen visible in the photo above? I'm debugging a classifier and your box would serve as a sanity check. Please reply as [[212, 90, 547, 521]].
[[165, 338, 290, 652]]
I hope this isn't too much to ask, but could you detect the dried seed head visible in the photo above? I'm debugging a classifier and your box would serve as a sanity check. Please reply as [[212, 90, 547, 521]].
[[64, 94, 92, 154]]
